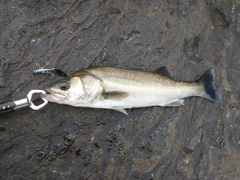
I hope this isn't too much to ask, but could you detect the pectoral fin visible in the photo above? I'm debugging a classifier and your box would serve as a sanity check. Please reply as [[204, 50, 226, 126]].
[[102, 91, 129, 101], [162, 99, 185, 106]]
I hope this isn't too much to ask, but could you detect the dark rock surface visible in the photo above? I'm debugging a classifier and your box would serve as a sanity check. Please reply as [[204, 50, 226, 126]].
[[0, 0, 239, 179]]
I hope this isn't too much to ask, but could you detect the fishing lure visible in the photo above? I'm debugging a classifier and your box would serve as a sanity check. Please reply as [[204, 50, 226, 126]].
[[33, 62, 67, 77], [33, 68, 67, 77]]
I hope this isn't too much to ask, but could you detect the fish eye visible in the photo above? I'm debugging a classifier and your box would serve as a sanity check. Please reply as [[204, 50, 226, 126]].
[[59, 81, 70, 91]]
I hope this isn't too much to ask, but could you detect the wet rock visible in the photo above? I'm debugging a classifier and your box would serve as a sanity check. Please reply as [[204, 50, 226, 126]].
[[0, 60, 5, 87], [185, 128, 203, 152], [211, 9, 231, 28], [0, 0, 240, 179]]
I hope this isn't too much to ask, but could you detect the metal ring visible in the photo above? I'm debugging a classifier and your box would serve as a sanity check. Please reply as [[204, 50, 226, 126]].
[[27, 90, 48, 110]]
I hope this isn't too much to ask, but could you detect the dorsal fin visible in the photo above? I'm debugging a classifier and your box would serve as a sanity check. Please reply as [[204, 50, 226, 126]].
[[154, 66, 173, 79]]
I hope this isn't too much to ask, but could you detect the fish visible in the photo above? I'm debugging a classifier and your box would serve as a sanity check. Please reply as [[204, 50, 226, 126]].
[[41, 66, 222, 115]]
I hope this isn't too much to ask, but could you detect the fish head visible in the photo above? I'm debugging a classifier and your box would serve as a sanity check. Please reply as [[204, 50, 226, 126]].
[[41, 76, 87, 105], [41, 73, 103, 106]]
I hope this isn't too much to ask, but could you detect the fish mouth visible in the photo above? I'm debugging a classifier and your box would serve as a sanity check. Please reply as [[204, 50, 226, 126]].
[[41, 88, 66, 100]]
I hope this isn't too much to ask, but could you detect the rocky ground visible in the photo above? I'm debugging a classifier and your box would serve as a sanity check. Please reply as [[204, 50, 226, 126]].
[[0, 0, 239, 179]]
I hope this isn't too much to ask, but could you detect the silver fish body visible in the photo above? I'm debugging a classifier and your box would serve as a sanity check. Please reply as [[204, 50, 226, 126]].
[[42, 66, 222, 114]]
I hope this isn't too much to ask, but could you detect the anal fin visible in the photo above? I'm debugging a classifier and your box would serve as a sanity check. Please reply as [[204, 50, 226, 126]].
[[163, 99, 185, 106], [111, 108, 128, 115]]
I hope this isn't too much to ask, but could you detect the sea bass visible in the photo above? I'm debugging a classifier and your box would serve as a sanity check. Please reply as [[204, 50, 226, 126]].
[[41, 66, 222, 114]]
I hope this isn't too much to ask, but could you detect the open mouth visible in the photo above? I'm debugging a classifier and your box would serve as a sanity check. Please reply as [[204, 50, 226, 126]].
[[44, 88, 66, 98]]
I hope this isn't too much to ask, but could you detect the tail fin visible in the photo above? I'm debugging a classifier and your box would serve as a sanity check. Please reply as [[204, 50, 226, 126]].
[[199, 68, 222, 103]]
